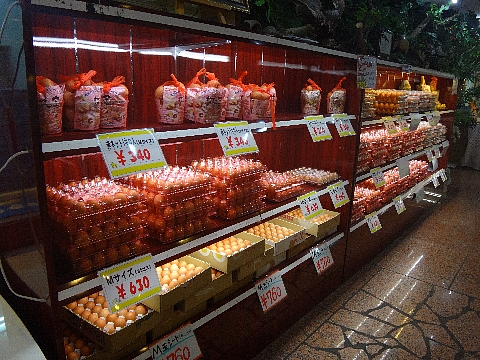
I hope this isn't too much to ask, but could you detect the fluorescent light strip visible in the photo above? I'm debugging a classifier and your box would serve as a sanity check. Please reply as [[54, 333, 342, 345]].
[[33, 36, 128, 52], [177, 50, 230, 62]]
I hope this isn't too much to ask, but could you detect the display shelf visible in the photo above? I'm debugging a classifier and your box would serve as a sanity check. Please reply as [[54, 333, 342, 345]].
[[360, 110, 455, 127]]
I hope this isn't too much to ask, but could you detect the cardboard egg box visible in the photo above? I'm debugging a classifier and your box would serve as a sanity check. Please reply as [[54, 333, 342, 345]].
[[280, 209, 340, 239]]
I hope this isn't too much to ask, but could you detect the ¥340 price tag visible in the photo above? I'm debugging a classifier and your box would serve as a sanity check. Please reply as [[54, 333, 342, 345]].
[[366, 212, 382, 233], [214, 121, 259, 157], [304, 115, 333, 141], [297, 191, 324, 220], [327, 181, 350, 208], [393, 196, 406, 214], [370, 167, 386, 188], [150, 323, 202, 360], [98, 254, 161, 313], [310, 244, 334, 274], [256, 271, 287, 313], [97, 129, 167, 179], [333, 114, 356, 137]]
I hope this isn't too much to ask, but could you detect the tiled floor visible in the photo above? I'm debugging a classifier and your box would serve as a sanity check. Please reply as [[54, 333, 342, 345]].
[[253, 166, 480, 360]]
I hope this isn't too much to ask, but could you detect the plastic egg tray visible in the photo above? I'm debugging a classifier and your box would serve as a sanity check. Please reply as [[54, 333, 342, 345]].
[[261, 171, 305, 202]]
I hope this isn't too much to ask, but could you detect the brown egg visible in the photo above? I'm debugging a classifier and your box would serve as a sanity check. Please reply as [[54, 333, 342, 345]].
[[88, 312, 99, 324], [67, 352, 80, 360], [79, 345, 93, 356], [77, 296, 89, 305], [95, 295, 106, 305], [135, 305, 147, 315], [74, 338, 85, 349], [94, 318, 107, 329], [117, 309, 128, 317], [80, 309, 91, 320], [114, 317, 127, 329], [64, 344, 74, 355], [98, 308, 110, 318], [84, 301, 95, 310], [106, 313, 118, 323], [73, 306, 85, 315], [66, 301, 77, 310], [104, 323, 115, 334], [91, 305, 103, 314], [125, 311, 137, 322]]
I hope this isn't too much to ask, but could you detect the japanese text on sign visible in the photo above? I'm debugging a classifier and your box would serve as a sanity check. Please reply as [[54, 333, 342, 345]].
[[328, 181, 350, 208], [357, 55, 377, 89], [310, 245, 334, 274], [333, 115, 356, 137], [256, 271, 287, 313], [396, 116, 410, 132], [97, 129, 167, 179], [370, 167, 386, 188], [297, 191, 324, 220], [366, 212, 382, 233], [383, 119, 398, 134], [393, 196, 406, 214], [150, 323, 202, 360], [305, 116, 333, 141], [98, 254, 161, 313], [214, 121, 259, 157]]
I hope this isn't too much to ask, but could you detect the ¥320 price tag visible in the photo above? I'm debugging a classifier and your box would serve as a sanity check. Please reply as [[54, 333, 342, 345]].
[[310, 244, 334, 274], [393, 196, 406, 214], [327, 181, 350, 208], [97, 129, 167, 179], [396, 116, 410, 132], [214, 121, 259, 157], [98, 254, 161, 313], [333, 114, 356, 137], [304, 115, 333, 141], [370, 167, 386, 188], [297, 191, 324, 220], [256, 271, 287, 313], [366, 212, 382, 233], [150, 323, 202, 360]]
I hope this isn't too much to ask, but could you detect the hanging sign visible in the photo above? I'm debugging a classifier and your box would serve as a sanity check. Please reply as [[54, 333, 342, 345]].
[[370, 167, 386, 188], [393, 196, 406, 214], [150, 323, 202, 360], [98, 254, 161, 313], [97, 129, 167, 179], [357, 55, 377, 89], [333, 114, 356, 137], [297, 191, 324, 220], [256, 271, 287, 313], [366, 212, 382, 233], [214, 121, 259, 157], [327, 181, 350, 208], [310, 244, 334, 274], [305, 115, 333, 141]]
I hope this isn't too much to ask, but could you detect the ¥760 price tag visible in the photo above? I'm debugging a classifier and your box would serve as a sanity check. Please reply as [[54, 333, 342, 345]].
[[97, 129, 167, 179], [256, 271, 287, 313], [214, 121, 259, 157], [393, 196, 406, 214], [297, 191, 324, 220], [98, 254, 161, 313], [327, 181, 350, 208], [310, 245, 334, 275], [333, 115, 356, 137], [305, 115, 333, 141], [366, 212, 382, 233], [370, 167, 386, 188], [150, 323, 202, 360]]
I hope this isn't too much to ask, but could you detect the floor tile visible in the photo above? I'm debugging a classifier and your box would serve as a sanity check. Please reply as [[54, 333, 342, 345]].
[[446, 311, 480, 353], [392, 323, 427, 358], [287, 344, 338, 359], [329, 309, 394, 338]]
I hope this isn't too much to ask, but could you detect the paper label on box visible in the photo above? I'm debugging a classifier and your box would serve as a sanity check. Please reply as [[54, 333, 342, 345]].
[[310, 244, 334, 274], [366, 212, 382, 233], [97, 129, 167, 179], [393, 196, 406, 214], [150, 323, 202, 360], [297, 191, 324, 220], [396, 157, 410, 179], [357, 55, 377, 89], [98, 254, 161, 313], [292, 230, 306, 246], [305, 115, 333, 141], [256, 271, 287, 313], [333, 114, 356, 137], [328, 181, 350, 208], [214, 121, 259, 157], [370, 167, 386, 188]]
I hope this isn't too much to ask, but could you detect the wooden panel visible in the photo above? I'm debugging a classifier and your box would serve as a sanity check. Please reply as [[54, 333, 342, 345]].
[[204, 41, 235, 86], [82, 152, 109, 179], [235, 41, 262, 86], [176, 139, 204, 166]]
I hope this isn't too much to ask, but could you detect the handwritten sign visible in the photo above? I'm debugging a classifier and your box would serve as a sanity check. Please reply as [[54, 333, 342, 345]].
[[366, 212, 382, 233], [97, 129, 167, 179], [396, 115, 410, 132], [98, 254, 161, 313], [150, 323, 202, 360], [327, 181, 350, 208], [357, 55, 377, 89], [383, 118, 398, 134], [393, 196, 406, 214], [333, 115, 356, 137], [370, 167, 386, 188], [310, 244, 334, 274], [214, 121, 259, 157], [305, 115, 333, 141], [297, 191, 324, 220], [256, 271, 287, 313]]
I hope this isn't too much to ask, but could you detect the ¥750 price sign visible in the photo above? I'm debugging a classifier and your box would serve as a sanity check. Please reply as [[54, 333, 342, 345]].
[[310, 245, 334, 275], [98, 254, 161, 313], [304, 115, 333, 142], [97, 129, 167, 179], [150, 323, 202, 360], [214, 121, 259, 157], [256, 271, 287, 313], [297, 191, 324, 220]]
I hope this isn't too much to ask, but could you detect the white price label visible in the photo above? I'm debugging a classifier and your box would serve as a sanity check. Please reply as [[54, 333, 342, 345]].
[[366, 212, 382, 233], [214, 121, 259, 157], [396, 116, 410, 132], [305, 116, 333, 141], [310, 245, 334, 274], [150, 323, 202, 360], [425, 148, 435, 162], [409, 113, 422, 131], [433, 145, 441, 159], [393, 196, 406, 214], [383, 119, 398, 134], [431, 174, 440, 188], [440, 168, 448, 182], [396, 157, 410, 179], [426, 111, 441, 126], [327, 181, 350, 208], [297, 191, 324, 220], [97, 129, 167, 179], [333, 115, 356, 137], [98, 254, 161, 313], [256, 271, 287, 313], [428, 154, 438, 172], [357, 55, 377, 89], [370, 167, 386, 188], [441, 141, 449, 156]]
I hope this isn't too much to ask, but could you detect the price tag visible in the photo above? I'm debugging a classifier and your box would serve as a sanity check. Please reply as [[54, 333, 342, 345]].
[[357, 55, 377, 89], [327, 181, 350, 208], [97, 129, 167, 179], [426, 111, 440, 126], [304, 116, 333, 141], [150, 323, 202, 360], [396, 157, 410, 179], [297, 191, 324, 220], [425, 148, 434, 162], [98, 254, 161, 313], [383, 118, 398, 134], [439, 168, 448, 182], [365, 212, 382, 233], [409, 113, 422, 131], [214, 121, 259, 157], [431, 173, 440, 188], [396, 115, 410, 132], [441, 140, 449, 156], [310, 244, 334, 274], [333, 115, 356, 137], [256, 271, 287, 313], [370, 167, 386, 188], [393, 196, 406, 214], [433, 145, 441, 159], [426, 149, 438, 171]]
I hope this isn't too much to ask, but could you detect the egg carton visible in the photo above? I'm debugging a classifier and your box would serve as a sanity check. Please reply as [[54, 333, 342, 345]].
[[216, 198, 265, 220], [147, 216, 213, 244], [263, 182, 305, 202]]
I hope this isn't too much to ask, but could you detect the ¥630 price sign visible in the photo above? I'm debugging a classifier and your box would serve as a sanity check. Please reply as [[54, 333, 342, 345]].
[[98, 254, 161, 313], [310, 245, 334, 275], [97, 129, 167, 179], [256, 271, 287, 313], [305, 115, 333, 141], [297, 191, 324, 220], [327, 181, 350, 209], [150, 323, 202, 360], [366, 212, 382, 233], [214, 121, 259, 157], [333, 115, 356, 137]]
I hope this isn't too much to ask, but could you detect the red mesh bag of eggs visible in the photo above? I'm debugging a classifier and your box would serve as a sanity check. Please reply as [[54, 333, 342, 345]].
[[99, 75, 129, 129], [193, 71, 227, 124], [225, 70, 248, 120], [154, 73, 186, 124], [185, 68, 206, 122], [301, 78, 322, 115], [36, 76, 65, 135]]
